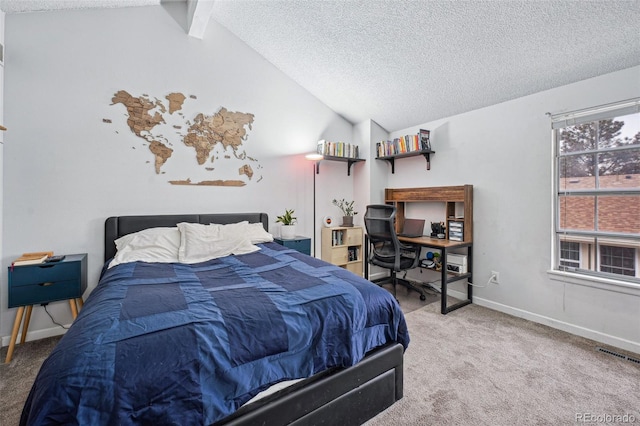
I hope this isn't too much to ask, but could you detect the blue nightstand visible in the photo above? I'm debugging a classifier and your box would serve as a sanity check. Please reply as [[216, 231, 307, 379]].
[[274, 236, 311, 256], [5, 253, 87, 363]]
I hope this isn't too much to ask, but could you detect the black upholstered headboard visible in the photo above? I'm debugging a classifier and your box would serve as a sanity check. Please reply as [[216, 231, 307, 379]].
[[104, 213, 269, 262]]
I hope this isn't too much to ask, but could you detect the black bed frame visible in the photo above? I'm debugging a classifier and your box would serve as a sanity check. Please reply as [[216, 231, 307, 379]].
[[104, 213, 404, 426]]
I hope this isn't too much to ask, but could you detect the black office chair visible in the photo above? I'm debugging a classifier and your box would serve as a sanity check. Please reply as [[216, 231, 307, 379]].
[[364, 204, 427, 301]]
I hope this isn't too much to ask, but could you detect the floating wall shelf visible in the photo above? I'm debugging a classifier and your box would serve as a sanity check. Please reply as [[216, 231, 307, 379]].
[[376, 149, 435, 173]]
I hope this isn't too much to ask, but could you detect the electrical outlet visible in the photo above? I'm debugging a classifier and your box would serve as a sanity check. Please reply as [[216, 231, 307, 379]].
[[490, 271, 500, 284]]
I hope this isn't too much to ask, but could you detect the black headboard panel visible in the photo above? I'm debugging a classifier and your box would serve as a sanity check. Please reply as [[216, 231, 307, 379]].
[[104, 213, 269, 262]]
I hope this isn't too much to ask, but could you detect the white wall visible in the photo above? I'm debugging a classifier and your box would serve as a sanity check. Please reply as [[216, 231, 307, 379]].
[[1, 4, 355, 342], [0, 11, 5, 342], [383, 66, 640, 353]]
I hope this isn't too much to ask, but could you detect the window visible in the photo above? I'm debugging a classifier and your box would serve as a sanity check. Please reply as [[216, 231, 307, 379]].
[[600, 245, 636, 277], [552, 98, 640, 286], [559, 241, 580, 269]]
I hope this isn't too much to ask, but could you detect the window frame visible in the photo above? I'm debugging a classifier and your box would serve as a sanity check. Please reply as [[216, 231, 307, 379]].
[[549, 98, 640, 291]]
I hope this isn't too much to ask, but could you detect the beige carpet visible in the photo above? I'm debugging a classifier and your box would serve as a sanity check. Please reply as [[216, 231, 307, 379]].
[[0, 333, 62, 426], [366, 301, 640, 425]]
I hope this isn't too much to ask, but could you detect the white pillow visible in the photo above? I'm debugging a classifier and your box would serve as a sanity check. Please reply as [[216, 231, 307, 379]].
[[220, 221, 274, 244], [109, 227, 181, 268], [177, 222, 260, 263], [246, 222, 274, 244]]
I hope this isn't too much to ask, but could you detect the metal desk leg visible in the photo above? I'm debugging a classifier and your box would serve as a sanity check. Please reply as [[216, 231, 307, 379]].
[[441, 245, 473, 314], [364, 235, 369, 280], [441, 248, 448, 314]]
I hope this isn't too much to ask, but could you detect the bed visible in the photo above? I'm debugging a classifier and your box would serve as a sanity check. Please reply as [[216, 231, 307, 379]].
[[21, 213, 409, 426]]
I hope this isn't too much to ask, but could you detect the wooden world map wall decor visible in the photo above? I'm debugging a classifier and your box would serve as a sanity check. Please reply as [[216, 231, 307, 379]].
[[104, 90, 261, 186]]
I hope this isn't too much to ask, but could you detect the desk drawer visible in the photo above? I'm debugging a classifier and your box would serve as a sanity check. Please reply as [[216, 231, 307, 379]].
[[10, 262, 79, 287], [9, 279, 81, 307]]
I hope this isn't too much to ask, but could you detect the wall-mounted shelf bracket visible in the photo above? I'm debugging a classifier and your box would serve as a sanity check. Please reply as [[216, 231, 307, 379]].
[[315, 156, 365, 176], [377, 150, 434, 174], [422, 152, 431, 170], [385, 158, 396, 174]]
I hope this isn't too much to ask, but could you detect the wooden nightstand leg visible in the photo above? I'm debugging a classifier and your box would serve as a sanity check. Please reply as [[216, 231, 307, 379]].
[[20, 305, 33, 344], [68, 299, 78, 319], [5, 306, 25, 364], [76, 297, 84, 310]]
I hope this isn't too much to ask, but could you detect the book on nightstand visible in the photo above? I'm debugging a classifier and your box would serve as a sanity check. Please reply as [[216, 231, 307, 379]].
[[12, 251, 54, 266]]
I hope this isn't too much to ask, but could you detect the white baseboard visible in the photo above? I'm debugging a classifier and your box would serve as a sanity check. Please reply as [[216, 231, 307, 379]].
[[1, 325, 69, 347], [473, 297, 640, 355]]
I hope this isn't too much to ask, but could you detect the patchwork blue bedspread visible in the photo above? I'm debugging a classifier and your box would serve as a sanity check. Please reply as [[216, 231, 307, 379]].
[[21, 243, 409, 425]]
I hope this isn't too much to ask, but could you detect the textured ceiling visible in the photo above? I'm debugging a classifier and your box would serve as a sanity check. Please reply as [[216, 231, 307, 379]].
[[210, 0, 640, 131], [2, 0, 640, 132], [0, 0, 159, 13]]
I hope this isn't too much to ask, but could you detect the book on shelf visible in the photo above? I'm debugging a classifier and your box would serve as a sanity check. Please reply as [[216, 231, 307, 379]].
[[347, 246, 360, 262], [375, 129, 432, 158], [12, 251, 54, 266], [419, 129, 431, 151], [332, 230, 344, 246], [317, 139, 359, 159]]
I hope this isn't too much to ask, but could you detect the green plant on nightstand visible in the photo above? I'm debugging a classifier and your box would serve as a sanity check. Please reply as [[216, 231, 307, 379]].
[[276, 209, 297, 239]]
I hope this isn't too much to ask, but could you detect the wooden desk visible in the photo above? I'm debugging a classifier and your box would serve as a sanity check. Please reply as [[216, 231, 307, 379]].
[[368, 185, 474, 314], [365, 235, 472, 314]]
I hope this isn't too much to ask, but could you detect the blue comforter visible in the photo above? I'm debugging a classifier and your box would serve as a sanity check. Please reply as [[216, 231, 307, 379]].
[[21, 243, 409, 425]]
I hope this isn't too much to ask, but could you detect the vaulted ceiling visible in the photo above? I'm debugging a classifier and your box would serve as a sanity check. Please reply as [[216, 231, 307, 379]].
[[2, 0, 639, 132]]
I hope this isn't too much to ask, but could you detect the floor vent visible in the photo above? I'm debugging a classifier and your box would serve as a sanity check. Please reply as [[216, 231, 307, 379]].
[[597, 347, 640, 365]]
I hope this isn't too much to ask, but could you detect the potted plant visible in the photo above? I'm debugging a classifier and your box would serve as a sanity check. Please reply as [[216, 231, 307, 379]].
[[276, 209, 297, 239], [332, 199, 357, 227]]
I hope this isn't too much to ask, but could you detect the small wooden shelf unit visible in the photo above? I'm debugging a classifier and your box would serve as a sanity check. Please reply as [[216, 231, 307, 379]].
[[321, 226, 364, 276]]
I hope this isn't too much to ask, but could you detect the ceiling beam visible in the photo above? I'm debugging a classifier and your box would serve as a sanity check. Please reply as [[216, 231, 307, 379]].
[[187, 0, 214, 39]]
